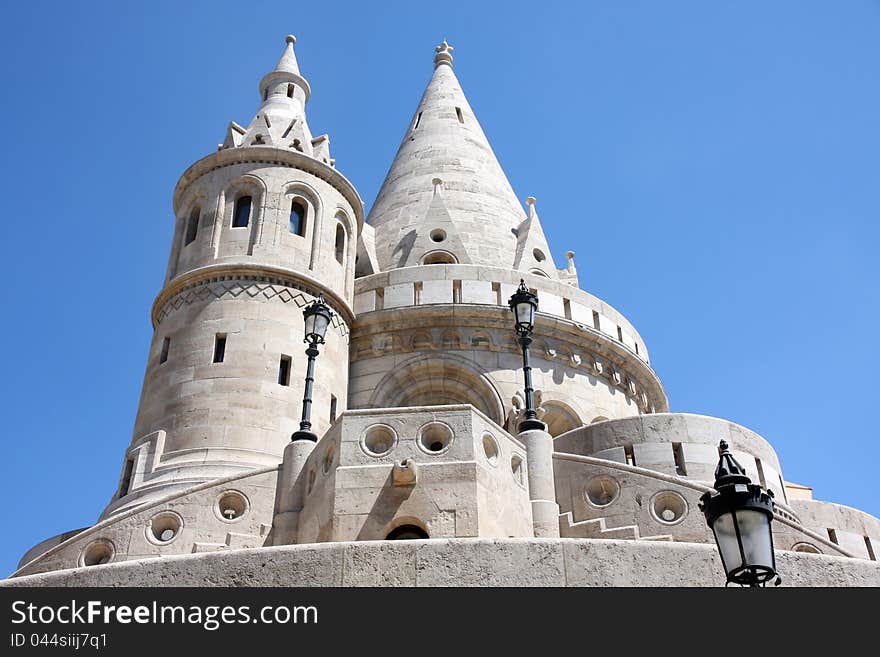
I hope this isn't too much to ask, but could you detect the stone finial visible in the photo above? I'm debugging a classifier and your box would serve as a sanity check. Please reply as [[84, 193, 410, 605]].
[[434, 40, 454, 68], [565, 250, 576, 271], [286, 34, 296, 45], [526, 196, 537, 219]]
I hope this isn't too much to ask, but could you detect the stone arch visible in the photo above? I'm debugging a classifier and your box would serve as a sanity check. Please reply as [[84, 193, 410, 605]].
[[541, 400, 584, 437], [170, 189, 209, 279], [282, 180, 322, 270], [219, 174, 267, 257], [368, 353, 505, 425], [421, 250, 458, 265]]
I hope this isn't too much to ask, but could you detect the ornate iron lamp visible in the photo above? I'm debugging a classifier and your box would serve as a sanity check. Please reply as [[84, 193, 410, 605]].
[[508, 280, 545, 432], [699, 440, 780, 587], [291, 294, 334, 442]]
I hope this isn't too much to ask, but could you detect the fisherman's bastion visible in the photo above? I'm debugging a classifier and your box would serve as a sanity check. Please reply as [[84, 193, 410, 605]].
[[5, 35, 879, 587]]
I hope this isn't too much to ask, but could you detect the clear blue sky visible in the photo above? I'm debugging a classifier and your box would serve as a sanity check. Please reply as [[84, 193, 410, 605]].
[[1, 1, 878, 576]]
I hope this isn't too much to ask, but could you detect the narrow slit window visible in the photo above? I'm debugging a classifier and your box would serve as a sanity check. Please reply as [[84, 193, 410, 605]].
[[563, 298, 572, 320], [184, 207, 200, 245], [335, 224, 345, 264], [232, 195, 252, 228], [159, 337, 170, 364], [119, 458, 134, 496], [287, 83, 295, 98], [290, 199, 306, 236], [672, 442, 686, 476], [375, 288, 385, 310], [755, 458, 767, 489], [592, 311, 600, 330], [634, 342, 640, 355], [452, 280, 462, 304], [617, 326, 624, 342], [624, 444, 635, 466], [413, 112, 422, 130], [455, 107, 463, 123], [492, 282, 501, 305], [827, 528, 838, 545], [330, 395, 338, 423], [213, 334, 227, 363], [278, 355, 291, 386], [866, 536, 876, 561], [414, 281, 423, 305]]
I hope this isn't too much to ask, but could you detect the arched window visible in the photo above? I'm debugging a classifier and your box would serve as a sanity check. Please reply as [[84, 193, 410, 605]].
[[386, 525, 429, 540], [184, 207, 200, 245], [232, 196, 252, 228], [290, 199, 306, 236], [334, 223, 345, 264], [422, 250, 456, 265]]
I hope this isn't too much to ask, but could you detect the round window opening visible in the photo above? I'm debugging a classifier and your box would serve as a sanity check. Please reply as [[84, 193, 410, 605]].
[[386, 524, 429, 540], [418, 422, 453, 454], [651, 491, 688, 525], [511, 455, 525, 486], [362, 424, 397, 457], [81, 540, 114, 567], [149, 512, 182, 544], [216, 491, 249, 522], [430, 229, 447, 243], [482, 433, 500, 466], [585, 475, 620, 508], [533, 248, 546, 262]]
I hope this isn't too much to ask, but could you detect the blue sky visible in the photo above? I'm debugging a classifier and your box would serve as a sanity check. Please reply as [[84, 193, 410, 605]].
[[1, 1, 878, 576]]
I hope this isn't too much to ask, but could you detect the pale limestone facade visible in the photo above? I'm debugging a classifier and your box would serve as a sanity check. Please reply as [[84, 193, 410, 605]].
[[5, 37, 879, 586]]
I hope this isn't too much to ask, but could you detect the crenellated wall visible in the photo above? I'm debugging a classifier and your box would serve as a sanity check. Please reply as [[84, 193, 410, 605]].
[[554, 413, 788, 501], [354, 265, 650, 365]]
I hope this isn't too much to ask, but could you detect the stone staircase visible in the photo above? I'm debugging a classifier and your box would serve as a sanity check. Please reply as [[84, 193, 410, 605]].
[[559, 512, 673, 542]]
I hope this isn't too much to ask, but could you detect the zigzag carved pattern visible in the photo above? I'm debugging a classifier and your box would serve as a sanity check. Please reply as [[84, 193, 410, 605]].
[[156, 279, 349, 340]]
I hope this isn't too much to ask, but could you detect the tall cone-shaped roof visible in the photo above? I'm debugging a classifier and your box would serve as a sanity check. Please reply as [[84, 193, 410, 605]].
[[367, 42, 528, 271]]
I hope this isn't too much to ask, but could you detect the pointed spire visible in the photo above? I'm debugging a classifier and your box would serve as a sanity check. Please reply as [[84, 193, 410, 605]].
[[275, 35, 302, 75], [513, 197, 558, 279], [220, 35, 335, 163], [367, 43, 529, 271], [259, 34, 310, 102]]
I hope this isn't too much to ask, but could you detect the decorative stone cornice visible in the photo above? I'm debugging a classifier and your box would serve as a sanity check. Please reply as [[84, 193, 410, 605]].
[[351, 304, 668, 413], [152, 262, 355, 333]]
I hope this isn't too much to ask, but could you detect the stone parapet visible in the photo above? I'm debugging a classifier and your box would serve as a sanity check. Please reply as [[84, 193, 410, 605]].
[[4, 538, 878, 587]]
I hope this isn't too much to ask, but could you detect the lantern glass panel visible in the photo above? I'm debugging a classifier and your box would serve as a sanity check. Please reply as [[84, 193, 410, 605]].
[[712, 511, 744, 576], [515, 301, 534, 329], [736, 509, 774, 570], [310, 312, 330, 340]]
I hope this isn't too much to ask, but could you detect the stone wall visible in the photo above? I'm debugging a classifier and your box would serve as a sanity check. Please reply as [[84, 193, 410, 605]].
[[5, 539, 879, 587]]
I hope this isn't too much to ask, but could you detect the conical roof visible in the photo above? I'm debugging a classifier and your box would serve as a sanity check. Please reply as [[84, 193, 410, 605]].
[[367, 41, 528, 271]]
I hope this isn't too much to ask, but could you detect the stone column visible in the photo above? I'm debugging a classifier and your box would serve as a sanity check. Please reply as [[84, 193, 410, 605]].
[[518, 427, 560, 538], [270, 439, 317, 545]]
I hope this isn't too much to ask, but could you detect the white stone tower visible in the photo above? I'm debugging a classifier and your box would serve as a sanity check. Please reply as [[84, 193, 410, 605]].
[[103, 36, 363, 518], [7, 36, 879, 586]]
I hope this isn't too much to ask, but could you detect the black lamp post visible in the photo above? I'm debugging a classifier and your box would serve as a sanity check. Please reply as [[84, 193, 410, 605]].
[[508, 280, 546, 432], [699, 440, 780, 587], [291, 294, 334, 443]]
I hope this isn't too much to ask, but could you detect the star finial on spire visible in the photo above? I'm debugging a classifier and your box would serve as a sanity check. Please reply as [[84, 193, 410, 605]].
[[434, 39, 454, 68]]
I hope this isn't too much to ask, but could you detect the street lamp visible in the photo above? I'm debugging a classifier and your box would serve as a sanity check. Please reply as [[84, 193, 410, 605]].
[[508, 280, 546, 432], [291, 294, 334, 443], [699, 440, 780, 587]]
